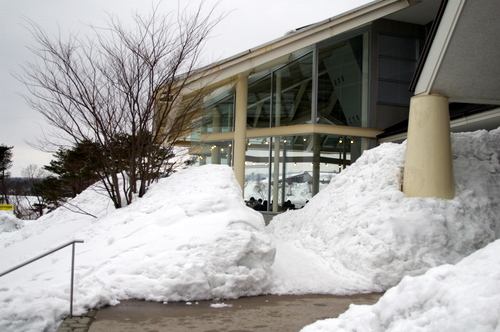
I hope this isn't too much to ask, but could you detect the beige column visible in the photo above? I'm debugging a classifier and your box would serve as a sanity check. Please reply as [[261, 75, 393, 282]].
[[403, 94, 455, 199], [234, 73, 248, 194], [211, 109, 221, 164], [211, 145, 221, 164]]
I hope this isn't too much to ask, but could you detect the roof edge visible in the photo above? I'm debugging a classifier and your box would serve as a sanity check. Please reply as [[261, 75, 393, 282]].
[[409, 0, 448, 92]]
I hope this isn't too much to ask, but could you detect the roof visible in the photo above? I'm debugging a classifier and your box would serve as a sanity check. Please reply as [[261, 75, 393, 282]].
[[184, 0, 418, 93], [412, 0, 500, 105]]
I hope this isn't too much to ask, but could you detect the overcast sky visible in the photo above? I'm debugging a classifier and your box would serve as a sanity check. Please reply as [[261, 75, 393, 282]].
[[0, 0, 372, 177]]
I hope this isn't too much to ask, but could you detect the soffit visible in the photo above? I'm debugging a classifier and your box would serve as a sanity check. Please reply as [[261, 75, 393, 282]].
[[384, 0, 441, 25], [414, 0, 500, 105]]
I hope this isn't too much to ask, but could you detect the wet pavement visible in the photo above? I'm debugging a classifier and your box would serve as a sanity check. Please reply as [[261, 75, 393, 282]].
[[84, 293, 383, 332]]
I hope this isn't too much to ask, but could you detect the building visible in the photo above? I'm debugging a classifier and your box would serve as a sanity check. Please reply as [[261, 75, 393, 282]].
[[169, 0, 500, 211]]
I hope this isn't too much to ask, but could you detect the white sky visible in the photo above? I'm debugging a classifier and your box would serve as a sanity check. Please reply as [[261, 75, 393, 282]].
[[0, 0, 373, 176]]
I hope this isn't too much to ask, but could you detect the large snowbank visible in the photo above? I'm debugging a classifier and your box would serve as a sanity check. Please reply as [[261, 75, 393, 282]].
[[0, 165, 274, 332], [301, 238, 500, 332], [268, 129, 500, 294]]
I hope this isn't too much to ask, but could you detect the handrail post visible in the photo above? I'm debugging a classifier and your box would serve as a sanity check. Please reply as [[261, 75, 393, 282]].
[[0, 239, 84, 319], [70, 242, 76, 317]]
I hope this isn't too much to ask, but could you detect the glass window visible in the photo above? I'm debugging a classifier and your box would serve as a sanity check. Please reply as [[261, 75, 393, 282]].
[[272, 53, 314, 127], [201, 86, 235, 134], [379, 34, 418, 59], [243, 134, 366, 211], [247, 73, 272, 129], [197, 141, 233, 166], [317, 34, 366, 127], [378, 34, 419, 106]]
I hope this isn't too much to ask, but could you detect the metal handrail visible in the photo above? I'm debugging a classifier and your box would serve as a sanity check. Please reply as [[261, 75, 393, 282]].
[[0, 239, 84, 317]]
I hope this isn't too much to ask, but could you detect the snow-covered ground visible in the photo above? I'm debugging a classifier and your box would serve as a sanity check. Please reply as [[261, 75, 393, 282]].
[[0, 128, 499, 332], [301, 239, 500, 332]]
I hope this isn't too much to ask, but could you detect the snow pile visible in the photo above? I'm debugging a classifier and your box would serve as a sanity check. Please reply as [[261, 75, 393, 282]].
[[0, 128, 499, 332], [301, 238, 500, 332], [0, 211, 23, 233], [0, 165, 275, 332], [269, 129, 500, 294]]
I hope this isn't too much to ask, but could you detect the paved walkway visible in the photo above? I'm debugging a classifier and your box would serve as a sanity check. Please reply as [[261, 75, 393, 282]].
[[57, 293, 382, 332], [56, 310, 97, 332]]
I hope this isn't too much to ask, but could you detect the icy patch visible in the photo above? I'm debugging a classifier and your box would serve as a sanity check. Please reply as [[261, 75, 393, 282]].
[[210, 302, 233, 308]]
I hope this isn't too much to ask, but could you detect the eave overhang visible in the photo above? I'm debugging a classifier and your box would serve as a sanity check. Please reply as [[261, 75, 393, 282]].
[[413, 0, 500, 105]]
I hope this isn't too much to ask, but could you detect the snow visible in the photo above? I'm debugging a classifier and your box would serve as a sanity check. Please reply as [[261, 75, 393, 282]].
[[210, 303, 233, 308], [0, 166, 275, 331], [300, 239, 500, 332], [0, 128, 499, 332], [268, 129, 500, 295], [0, 211, 24, 233]]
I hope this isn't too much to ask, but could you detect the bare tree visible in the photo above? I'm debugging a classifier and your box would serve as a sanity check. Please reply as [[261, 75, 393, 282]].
[[22, 164, 49, 179], [18, 3, 223, 208]]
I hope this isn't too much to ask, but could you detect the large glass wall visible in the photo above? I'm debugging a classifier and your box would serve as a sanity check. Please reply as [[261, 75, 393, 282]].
[[198, 140, 233, 166], [273, 52, 314, 126], [246, 51, 315, 129], [196, 30, 370, 208], [317, 34, 367, 127], [244, 134, 366, 211], [247, 73, 272, 129], [201, 87, 235, 134]]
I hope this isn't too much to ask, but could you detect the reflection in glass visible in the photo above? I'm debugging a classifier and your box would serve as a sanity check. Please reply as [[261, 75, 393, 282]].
[[243, 134, 366, 211], [317, 34, 365, 127], [201, 89, 235, 134], [197, 141, 233, 166], [273, 53, 314, 127], [247, 74, 272, 128]]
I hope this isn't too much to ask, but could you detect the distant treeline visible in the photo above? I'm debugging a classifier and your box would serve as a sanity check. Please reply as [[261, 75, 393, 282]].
[[0, 177, 42, 197]]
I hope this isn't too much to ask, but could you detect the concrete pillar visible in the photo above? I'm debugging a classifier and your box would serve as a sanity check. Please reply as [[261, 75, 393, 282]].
[[281, 140, 287, 206], [234, 73, 248, 193], [211, 109, 221, 164], [211, 145, 221, 164], [403, 94, 455, 199]]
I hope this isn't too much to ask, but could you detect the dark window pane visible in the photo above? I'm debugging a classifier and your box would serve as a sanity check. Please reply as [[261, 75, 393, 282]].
[[379, 34, 418, 60]]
